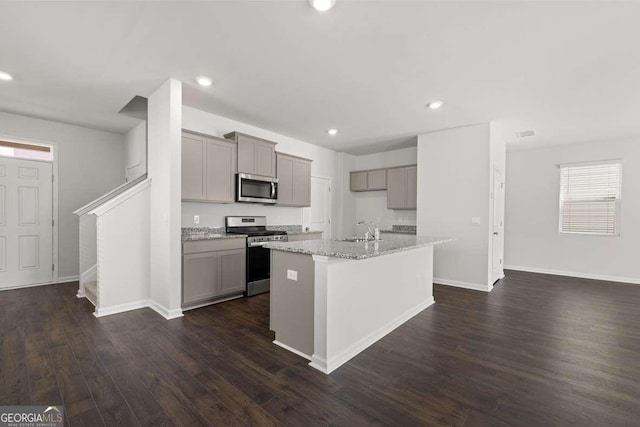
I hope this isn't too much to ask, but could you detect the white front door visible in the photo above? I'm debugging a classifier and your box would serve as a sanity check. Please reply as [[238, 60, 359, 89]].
[[491, 168, 505, 283], [0, 157, 53, 289], [304, 176, 332, 239]]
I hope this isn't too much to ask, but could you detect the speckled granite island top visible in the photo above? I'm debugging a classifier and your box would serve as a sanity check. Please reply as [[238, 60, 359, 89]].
[[263, 235, 453, 260], [181, 227, 247, 241]]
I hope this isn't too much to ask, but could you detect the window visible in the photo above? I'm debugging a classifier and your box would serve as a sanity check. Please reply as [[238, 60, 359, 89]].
[[559, 161, 621, 236], [0, 140, 53, 162]]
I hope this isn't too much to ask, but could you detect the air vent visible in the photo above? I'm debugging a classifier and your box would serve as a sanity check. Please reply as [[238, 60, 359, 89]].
[[516, 130, 536, 138]]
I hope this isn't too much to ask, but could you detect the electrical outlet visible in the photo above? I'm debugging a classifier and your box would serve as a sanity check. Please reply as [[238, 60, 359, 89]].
[[287, 269, 298, 281], [194, 215, 200, 225]]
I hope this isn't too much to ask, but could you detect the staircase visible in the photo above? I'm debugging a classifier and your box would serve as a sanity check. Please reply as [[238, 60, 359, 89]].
[[74, 174, 150, 316]]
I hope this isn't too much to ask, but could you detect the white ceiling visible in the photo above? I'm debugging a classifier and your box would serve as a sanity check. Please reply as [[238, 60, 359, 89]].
[[0, 1, 639, 154]]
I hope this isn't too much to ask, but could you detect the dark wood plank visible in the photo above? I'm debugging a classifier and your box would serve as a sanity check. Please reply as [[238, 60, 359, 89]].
[[1, 272, 640, 426]]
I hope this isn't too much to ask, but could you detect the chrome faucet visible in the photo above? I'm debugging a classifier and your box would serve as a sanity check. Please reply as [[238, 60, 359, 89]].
[[357, 220, 380, 241]]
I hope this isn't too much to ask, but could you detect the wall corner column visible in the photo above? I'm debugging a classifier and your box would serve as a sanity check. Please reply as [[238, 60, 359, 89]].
[[147, 78, 183, 319]]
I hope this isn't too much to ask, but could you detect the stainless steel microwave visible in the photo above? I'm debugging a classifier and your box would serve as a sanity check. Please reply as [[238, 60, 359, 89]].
[[236, 173, 278, 204]]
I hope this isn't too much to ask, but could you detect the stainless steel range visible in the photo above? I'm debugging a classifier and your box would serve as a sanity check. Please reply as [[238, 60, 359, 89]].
[[225, 216, 287, 296]]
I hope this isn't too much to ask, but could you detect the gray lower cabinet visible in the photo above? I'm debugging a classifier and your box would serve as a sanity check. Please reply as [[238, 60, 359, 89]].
[[182, 238, 246, 308], [387, 165, 417, 209], [225, 132, 277, 177], [182, 131, 237, 203], [276, 153, 312, 207]]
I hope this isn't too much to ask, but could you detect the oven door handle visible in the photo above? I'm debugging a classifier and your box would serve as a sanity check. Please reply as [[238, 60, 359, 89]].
[[248, 242, 270, 247], [270, 182, 276, 200]]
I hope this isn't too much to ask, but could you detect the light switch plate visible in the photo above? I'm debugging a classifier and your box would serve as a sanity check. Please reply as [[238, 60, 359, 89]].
[[194, 215, 200, 225], [471, 217, 481, 226], [287, 269, 298, 281]]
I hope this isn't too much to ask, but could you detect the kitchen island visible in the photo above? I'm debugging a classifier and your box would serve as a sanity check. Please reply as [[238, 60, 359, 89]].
[[264, 235, 452, 374]]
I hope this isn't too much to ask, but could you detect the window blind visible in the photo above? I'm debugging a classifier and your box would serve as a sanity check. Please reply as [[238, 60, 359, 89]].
[[559, 161, 621, 235]]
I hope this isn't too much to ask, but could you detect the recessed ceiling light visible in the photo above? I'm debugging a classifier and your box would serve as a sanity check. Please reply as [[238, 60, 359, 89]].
[[426, 100, 444, 110], [327, 129, 338, 136], [0, 71, 13, 81], [310, 0, 336, 12], [196, 76, 213, 87]]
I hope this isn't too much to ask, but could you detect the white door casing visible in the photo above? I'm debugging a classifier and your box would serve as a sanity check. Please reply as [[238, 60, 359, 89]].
[[303, 176, 332, 239], [491, 168, 505, 283], [0, 157, 53, 288]]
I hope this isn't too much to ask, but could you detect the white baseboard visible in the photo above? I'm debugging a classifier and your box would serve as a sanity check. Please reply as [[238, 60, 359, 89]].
[[0, 275, 80, 292], [273, 340, 312, 361], [309, 298, 435, 375], [504, 265, 640, 285], [76, 289, 86, 298], [434, 277, 493, 292], [94, 299, 150, 318], [148, 300, 184, 320]]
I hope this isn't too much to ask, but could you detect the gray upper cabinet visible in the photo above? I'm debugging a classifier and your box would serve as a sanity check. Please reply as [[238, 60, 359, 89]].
[[406, 166, 417, 209], [225, 132, 277, 177], [350, 171, 368, 191], [387, 165, 417, 210], [276, 153, 312, 207], [182, 133, 207, 201], [276, 154, 294, 205], [182, 131, 237, 203], [367, 169, 387, 190], [206, 138, 237, 203], [350, 169, 387, 191], [387, 168, 407, 209]]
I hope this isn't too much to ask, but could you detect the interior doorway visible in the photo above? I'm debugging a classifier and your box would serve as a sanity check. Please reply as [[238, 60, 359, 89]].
[[0, 140, 55, 289], [491, 167, 505, 284], [304, 176, 332, 239]]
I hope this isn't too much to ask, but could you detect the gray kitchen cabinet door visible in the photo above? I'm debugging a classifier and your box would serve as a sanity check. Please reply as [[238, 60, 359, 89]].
[[206, 138, 237, 203], [387, 167, 407, 209], [217, 249, 246, 296], [293, 159, 312, 207], [256, 141, 276, 177], [367, 169, 387, 190], [181, 133, 206, 201], [406, 166, 417, 209], [183, 252, 218, 305], [276, 153, 294, 205], [350, 171, 368, 191], [237, 137, 256, 175]]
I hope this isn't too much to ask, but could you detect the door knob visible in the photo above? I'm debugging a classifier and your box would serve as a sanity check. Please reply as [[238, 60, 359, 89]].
[[493, 232, 499, 236]]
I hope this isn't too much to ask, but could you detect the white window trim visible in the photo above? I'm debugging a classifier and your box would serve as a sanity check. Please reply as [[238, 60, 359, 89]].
[[558, 160, 622, 237]]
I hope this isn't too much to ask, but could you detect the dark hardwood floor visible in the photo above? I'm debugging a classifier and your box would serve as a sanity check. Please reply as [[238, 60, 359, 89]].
[[1, 270, 640, 426]]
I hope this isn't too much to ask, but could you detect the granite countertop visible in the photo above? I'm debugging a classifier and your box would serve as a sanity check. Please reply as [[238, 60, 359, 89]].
[[181, 227, 247, 242], [182, 233, 247, 242], [263, 234, 453, 260], [380, 225, 417, 235], [380, 229, 417, 235], [285, 230, 324, 236]]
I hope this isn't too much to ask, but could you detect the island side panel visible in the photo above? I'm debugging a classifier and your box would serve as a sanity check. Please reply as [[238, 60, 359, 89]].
[[311, 245, 434, 374], [270, 250, 315, 358]]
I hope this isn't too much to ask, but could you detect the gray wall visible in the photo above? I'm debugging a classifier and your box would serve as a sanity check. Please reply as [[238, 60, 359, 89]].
[[0, 111, 126, 279], [505, 137, 640, 283]]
